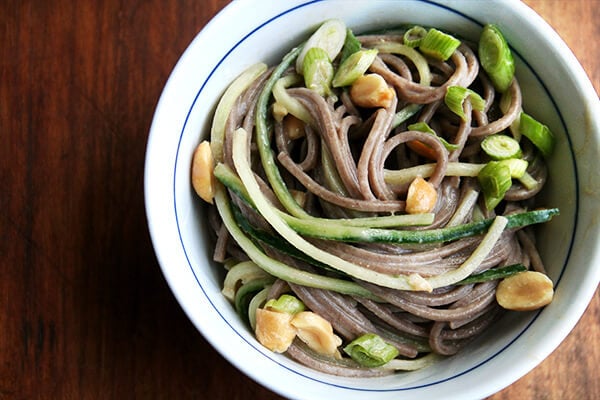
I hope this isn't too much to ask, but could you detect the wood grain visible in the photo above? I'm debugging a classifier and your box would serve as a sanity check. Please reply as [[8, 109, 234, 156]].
[[1, 1, 597, 399]]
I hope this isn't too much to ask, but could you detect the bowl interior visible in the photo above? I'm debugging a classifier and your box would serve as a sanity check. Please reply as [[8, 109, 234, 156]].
[[146, 1, 600, 399]]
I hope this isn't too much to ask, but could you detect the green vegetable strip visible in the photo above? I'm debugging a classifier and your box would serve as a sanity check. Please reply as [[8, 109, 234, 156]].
[[456, 264, 527, 285], [210, 62, 268, 162], [446, 188, 479, 228], [214, 185, 378, 299], [277, 195, 554, 244], [255, 45, 310, 218], [217, 157, 558, 245], [518, 171, 540, 191], [248, 287, 271, 331], [222, 260, 272, 301], [231, 203, 337, 273], [425, 216, 508, 288], [320, 140, 351, 196], [392, 103, 423, 129], [272, 74, 313, 124], [373, 42, 431, 86], [384, 162, 486, 185], [235, 277, 275, 324]]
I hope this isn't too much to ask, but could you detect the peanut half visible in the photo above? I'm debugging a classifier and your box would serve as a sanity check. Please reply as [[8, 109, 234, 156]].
[[291, 311, 342, 358], [191, 140, 215, 204], [406, 176, 438, 214], [350, 73, 395, 109], [254, 308, 297, 353], [496, 271, 554, 311]]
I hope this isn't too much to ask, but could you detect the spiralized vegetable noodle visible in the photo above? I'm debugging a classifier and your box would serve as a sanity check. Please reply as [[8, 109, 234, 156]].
[[191, 20, 558, 376]]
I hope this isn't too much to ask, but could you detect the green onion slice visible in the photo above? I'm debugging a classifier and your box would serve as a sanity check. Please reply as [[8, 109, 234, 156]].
[[478, 161, 512, 210], [332, 48, 379, 87], [499, 158, 528, 179], [519, 112, 555, 158], [302, 47, 334, 96], [408, 121, 460, 151], [419, 28, 461, 61], [479, 24, 515, 92], [481, 134, 522, 160], [343, 333, 399, 367], [392, 104, 423, 129], [264, 294, 306, 315], [445, 86, 486, 121], [296, 19, 347, 73], [403, 25, 428, 48], [340, 28, 361, 63]]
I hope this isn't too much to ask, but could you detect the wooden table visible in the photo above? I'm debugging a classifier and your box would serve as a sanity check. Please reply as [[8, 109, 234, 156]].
[[2, 1, 598, 399]]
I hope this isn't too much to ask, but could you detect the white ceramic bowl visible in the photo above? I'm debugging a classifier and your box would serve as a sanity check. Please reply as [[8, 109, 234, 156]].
[[144, 1, 600, 398]]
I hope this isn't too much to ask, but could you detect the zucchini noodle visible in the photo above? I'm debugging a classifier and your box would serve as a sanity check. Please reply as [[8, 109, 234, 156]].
[[193, 20, 558, 376]]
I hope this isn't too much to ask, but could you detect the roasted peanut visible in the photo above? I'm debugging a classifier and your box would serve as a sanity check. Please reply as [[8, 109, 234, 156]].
[[349, 73, 395, 108], [191, 140, 215, 204], [406, 176, 438, 214], [283, 114, 305, 140], [496, 271, 554, 311], [291, 311, 342, 357], [254, 308, 297, 353]]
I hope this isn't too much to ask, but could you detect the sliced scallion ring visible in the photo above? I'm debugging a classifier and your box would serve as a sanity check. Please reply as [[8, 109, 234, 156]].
[[296, 19, 347, 73], [339, 28, 361, 63], [264, 294, 306, 315], [419, 28, 461, 61], [408, 121, 460, 151], [499, 158, 528, 179], [519, 112, 556, 158], [478, 161, 512, 210], [343, 333, 399, 368], [481, 134, 522, 160], [445, 86, 486, 121], [332, 48, 379, 87], [403, 25, 427, 48], [479, 24, 515, 93], [302, 47, 334, 96]]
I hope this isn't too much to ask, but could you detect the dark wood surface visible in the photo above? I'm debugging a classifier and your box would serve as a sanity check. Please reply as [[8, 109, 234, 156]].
[[2, 1, 598, 399]]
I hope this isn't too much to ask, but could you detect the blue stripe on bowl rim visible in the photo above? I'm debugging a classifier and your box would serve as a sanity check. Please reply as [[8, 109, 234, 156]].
[[172, 0, 579, 393]]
